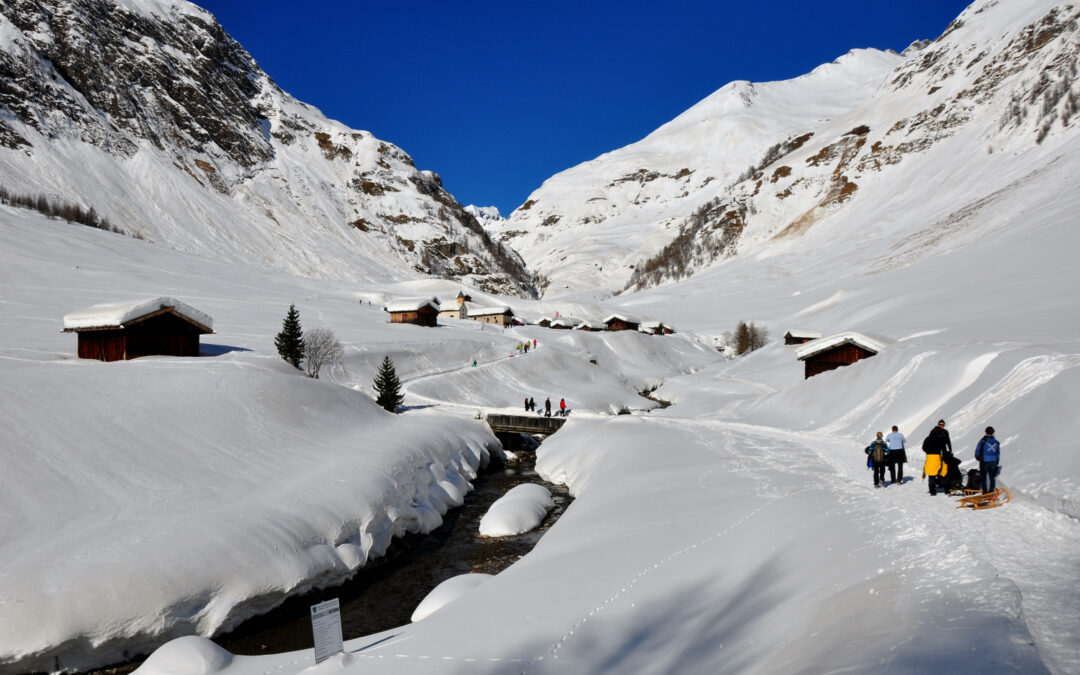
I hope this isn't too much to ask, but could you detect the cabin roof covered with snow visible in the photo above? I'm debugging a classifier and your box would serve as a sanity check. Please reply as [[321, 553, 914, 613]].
[[384, 297, 440, 313], [62, 297, 214, 332], [551, 317, 582, 328], [467, 306, 513, 317], [796, 331, 886, 360], [603, 314, 641, 325], [784, 329, 821, 340]]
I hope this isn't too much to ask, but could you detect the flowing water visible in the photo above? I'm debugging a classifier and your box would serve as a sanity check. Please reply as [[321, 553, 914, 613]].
[[208, 449, 570, 657]]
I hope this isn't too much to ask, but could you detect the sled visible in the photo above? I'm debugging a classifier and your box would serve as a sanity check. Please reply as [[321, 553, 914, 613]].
[[955, 487, 1010, 510]]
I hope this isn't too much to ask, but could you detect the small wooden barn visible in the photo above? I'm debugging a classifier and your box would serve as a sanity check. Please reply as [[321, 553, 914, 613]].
[[468, 306, 515, 327], [577, 321, 606, 332], [784, 329, 821, 345], [640, 321, 675, 335], [551, 317, 582, 330], [385, 298, 441, 327], [62, 297, 214, 362], [603, 314, 641, 332], [796, 332, 884, 379]]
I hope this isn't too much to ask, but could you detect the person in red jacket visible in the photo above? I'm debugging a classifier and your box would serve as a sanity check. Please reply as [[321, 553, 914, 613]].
[[559, 398, 567, 416]]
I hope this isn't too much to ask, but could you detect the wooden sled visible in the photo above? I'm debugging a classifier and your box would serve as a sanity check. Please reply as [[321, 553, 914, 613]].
[[956, 487, 1010, 510]]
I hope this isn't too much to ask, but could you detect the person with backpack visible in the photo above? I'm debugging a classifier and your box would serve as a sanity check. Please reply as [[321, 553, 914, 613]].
[[921, 419, 952, 496], [885, 425, 907, 485], [865, 432, 889, 488], [974, 426, 1001, 494]]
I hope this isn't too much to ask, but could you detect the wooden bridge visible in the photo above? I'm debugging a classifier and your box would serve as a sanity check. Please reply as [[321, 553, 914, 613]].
[[486, 413, 567, 437]]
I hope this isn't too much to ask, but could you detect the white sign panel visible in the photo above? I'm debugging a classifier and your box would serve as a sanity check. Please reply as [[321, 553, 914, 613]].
[[310, 598, 344, 664]]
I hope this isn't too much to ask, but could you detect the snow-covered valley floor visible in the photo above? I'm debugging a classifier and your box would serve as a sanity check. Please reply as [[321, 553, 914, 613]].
[[2, 205, 1079, 674]]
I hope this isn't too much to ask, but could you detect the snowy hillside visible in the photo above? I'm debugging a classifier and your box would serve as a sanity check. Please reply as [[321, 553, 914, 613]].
[[0, 0, 536, 296], [1, 0, 1079, 673], [500, 0, 1079, 299]]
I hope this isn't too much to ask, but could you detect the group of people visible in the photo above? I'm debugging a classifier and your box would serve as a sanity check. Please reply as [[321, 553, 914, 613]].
[[865, 420, 1001, 495], [516, 339, 537, 354], [524, 396, 568, 417]]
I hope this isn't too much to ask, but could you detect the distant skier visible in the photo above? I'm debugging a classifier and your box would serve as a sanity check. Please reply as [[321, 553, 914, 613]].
[[533, 339, 537, 349], [974, 426, 1001, 494], [886, 425, 907, 485], [865, 432, 889, 488], [921, 419, 952, 496], [544, 397, 551, 417]]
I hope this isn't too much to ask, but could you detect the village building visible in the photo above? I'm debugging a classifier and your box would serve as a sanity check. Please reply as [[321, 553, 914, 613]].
[[439, 290, 472, 320], [784, 329, 821, 345], [468, 306, 515, 327], [385, 297, 441, 327], [62, 297, 214, 362], [577, 321, 606, 332], [639, 321, 675, 335], [603, 314, 641, 332], [551, 317, 582, 330], [535, 317, 553, 328], [795, 332, 884, 379]]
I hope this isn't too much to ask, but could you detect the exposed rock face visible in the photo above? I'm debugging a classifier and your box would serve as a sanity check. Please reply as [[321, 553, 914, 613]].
[[0, 0, 537, 296], [499, 0, 1080, 297]]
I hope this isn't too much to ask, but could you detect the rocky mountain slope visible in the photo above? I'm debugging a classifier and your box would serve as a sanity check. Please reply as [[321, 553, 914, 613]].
[[0, 0, 537, 296], [498, 0, 1079, 299]]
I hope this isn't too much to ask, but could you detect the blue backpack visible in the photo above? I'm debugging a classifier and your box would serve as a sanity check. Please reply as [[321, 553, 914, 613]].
[[977, 437, 1000, 462]]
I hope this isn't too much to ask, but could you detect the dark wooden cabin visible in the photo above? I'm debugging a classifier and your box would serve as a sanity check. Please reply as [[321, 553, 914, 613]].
[[63, 300, 214, 362], [796, 332, 882, 379], [385, 298, 440, 327], [784, 329, 820, 345], [603, 314, 641, 332]]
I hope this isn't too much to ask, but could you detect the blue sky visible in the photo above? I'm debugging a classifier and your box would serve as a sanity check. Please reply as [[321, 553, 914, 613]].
[[194, 1, 972, 216]]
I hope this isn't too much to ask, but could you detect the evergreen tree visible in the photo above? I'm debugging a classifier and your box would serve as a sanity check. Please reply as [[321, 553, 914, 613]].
[[373, 354, 404, 412], [733, 320, 752, 355], [274, 304, 305, 369]]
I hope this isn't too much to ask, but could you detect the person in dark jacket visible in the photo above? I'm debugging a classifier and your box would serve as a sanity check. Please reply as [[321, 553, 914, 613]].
[[922, 419, 952, 496], [974, 426, 1001, 494], [529, 397, 536, 414], [544, 397, 551, 417], [865, 432, 889, 488]]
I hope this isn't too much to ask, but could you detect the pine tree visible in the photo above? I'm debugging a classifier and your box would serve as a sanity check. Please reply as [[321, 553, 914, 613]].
[[373, 354, 404, 412], [274, 304, 305, 369], [733, 320, 752, 355]]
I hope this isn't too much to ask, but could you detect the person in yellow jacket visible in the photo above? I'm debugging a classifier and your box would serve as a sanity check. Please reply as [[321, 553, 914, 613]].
[[921, 419, 952, 496]]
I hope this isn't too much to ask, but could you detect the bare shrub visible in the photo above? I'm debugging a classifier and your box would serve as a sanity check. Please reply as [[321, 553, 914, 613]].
[[303, 327, 344, 379]]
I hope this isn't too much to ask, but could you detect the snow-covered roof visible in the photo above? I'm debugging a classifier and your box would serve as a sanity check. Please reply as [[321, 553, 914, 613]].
[[384, 297, 440, 313], [551, 317, 582, 328], [467, 306, 513, 317], [795, 331, 886, 360], [603, 314, 641, 325], [63, 297, 213, 332], [577, 321, 606, 330], [785, 329, 821, 339]]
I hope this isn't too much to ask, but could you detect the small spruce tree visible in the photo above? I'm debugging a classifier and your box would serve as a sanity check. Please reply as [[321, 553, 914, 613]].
[[373, 354, 404, 412], [733, 320, 752, 355], [274, 304, 305, 369]]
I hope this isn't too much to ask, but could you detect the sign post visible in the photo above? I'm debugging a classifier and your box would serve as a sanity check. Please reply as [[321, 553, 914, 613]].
[[310, 598, 344, 665]]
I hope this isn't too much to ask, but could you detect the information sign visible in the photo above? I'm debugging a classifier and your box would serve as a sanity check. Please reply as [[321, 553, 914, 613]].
[[310, 598, 344, 664]]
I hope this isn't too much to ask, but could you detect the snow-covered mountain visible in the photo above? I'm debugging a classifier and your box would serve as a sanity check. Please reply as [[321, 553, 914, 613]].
[[500, 0, 1080, 298], [0, 0, 537, 296]]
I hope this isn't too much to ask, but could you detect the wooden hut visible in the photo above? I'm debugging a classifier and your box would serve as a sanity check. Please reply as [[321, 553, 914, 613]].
[[385, 298, 441, 327], [784, 329, 821, 345], [796, 332, 884, 379], [468, 306, 515, 327], [536, 317, 553, 328], [551, 317, 582, 330], [62, 297, 214, 362], [639, 321, 674, 335], [603, 314, 641, 332], [577, 321, 606, 332]]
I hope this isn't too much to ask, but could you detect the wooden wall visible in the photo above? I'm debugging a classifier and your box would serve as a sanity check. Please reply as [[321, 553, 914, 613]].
[[804, 343, 875, 378]]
